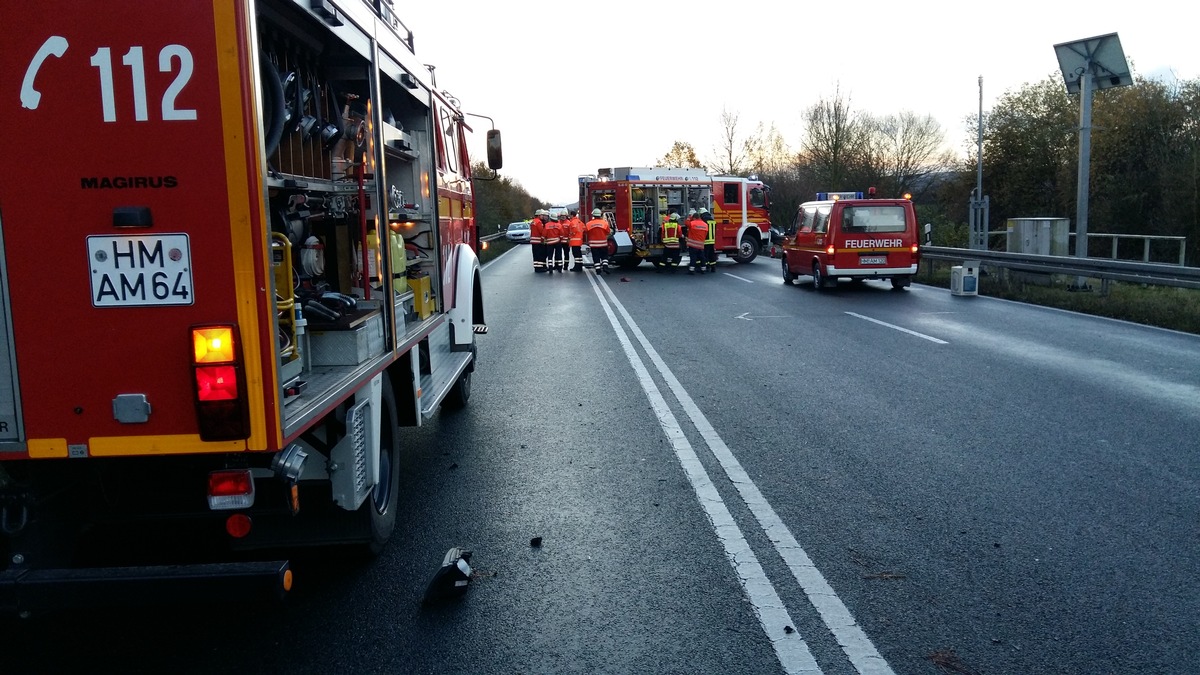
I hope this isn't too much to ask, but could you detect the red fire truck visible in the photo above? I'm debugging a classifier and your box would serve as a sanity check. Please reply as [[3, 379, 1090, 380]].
[[0, 0, 501, 613], [578, 167, 771, 268]]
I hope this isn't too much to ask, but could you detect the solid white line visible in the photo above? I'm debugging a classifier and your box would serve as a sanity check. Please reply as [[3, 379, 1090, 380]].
[[845, 311, 948, 344], [586, 273, 821, 675], [600, 283, 896, 675], [724, 272, 755, 283]]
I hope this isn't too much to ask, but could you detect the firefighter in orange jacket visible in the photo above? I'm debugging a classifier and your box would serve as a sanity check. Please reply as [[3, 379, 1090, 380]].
[[585, 208, 611, 275], [542, 213, 564, 273], [567, 210, 587, 271], [660, 212, 682, 271], [555, 213, 571, 272], [686, 212, 709, 274], [530, 209, 547, 273]]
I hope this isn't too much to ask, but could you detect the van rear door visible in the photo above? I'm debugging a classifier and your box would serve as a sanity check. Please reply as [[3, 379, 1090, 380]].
[[832, 201, 915, 270]]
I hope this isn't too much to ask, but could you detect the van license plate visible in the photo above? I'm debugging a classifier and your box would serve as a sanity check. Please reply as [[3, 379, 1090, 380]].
[[87, 234, 194, 307], [859, 255, 887, 265]]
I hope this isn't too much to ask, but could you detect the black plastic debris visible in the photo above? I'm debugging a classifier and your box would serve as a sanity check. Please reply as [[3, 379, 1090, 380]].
[[529, 536, 543, 548], [422, 547, 473, 603]]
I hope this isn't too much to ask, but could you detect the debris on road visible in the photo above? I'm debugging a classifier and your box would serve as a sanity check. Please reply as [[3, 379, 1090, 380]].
[[530, 536, 543, 548], [422, 547, 473, 604], [927, 648, 980, 675], [783, 625, 795, 634]]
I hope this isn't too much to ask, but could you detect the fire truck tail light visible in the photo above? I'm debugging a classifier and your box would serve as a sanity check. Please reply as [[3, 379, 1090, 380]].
[[826, 245, 836, 255], [195, 366, 239, 401], [208, 469, 255, 510], [911, 244, 920, 253], [190, 324, 249, 441], [192, 327, 235, 363]]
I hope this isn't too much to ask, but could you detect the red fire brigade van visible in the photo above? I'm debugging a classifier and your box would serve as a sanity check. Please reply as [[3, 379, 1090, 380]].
[[778, 191, 921, 290]]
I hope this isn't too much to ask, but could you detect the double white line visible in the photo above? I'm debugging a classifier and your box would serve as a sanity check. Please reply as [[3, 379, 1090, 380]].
[[586, 272, 894, 675]]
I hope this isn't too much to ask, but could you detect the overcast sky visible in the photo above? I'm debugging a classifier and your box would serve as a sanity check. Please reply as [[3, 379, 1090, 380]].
[[399, 0, 1198, 207]]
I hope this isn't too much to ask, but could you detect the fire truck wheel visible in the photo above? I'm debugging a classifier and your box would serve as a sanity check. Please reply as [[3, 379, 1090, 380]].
[[618, 257, 643, 270], [812, 263, 833, 291], [891, 276, 911, 290], [781, 257, 795, 284], [734, 236, 760, 263], [443, 369, 472, 410], [363, 375, 401, 554]]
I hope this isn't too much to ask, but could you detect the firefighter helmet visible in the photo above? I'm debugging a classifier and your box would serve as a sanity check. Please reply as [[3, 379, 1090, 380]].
[[591, 208, 602, 217], [669, 212, 679, 221]]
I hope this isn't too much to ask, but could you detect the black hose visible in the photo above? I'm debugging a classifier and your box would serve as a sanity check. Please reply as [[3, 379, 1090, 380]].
[[260, 53, 286, 157]]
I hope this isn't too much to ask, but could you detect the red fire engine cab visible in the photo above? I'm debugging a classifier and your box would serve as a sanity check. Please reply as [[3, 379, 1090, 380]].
[[0, 0, 501, 613], [778, 190, 921, 290], [578, 167, 771, 268]]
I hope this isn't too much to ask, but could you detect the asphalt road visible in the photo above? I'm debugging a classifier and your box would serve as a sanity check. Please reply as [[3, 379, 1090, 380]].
[[4, 247, 1198, 674]]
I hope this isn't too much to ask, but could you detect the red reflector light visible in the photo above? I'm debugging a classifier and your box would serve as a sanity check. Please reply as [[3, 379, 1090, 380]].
[[195, 366, 239, 401], [226, 513, 252, 538], [208, 469, 255, 510], [209, 469, 252, 496]]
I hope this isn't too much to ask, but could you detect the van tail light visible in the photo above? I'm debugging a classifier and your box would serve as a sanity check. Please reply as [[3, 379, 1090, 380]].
[[208, 469, 255, 510], [826, 245, 836, 255], [190, 324, 250, 441], [911, 244, 919, 253]]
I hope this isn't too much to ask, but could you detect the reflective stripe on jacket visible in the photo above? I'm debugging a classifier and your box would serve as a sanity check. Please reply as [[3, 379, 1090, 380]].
[[661, 221, 680, 248], [529, 217, 544, 245], [704, 219, 716, 244], [543, 220, 563, 245], [586, 218, 610, 248]]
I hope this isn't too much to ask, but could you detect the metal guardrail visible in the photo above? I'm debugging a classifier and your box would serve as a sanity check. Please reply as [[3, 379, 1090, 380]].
[[480, 231, 508, 243], [920, 246, 1200, 291]]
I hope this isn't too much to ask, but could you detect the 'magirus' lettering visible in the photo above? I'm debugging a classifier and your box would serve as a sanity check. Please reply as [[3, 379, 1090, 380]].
[[80, 176, 179, 189]]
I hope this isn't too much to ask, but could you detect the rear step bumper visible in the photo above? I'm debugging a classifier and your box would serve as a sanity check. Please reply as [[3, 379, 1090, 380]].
[[0, 560, 291, 615]]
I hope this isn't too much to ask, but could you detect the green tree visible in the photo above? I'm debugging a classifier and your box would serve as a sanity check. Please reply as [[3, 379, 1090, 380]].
[[471, 161, 548, 230], [979, 75, 1076, 229]]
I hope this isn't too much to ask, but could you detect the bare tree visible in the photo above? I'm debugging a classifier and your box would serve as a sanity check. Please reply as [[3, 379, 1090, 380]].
[[659, 140, 704, 168], [864, 111, 953, 196], [800, 85, 868, 189], [710, 108, 748, 174], [745, 122, 793, 176]]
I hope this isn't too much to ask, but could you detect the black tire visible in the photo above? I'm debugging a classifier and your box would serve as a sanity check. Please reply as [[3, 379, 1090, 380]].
[[363, 374, 401, 554], [618, 256, 643, 270], [891, 276, 911, 290], [782, 257, 795, 284], [443, 369, 472, 410], [812, 262, 826, 291], [734, 236, 760, 263]]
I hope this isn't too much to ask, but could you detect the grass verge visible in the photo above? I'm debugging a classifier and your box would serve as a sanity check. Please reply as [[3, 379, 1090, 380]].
[[917, 260, 1200, 335]]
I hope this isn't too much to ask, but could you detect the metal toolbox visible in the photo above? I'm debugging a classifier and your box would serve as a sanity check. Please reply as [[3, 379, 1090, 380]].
[[308, 310, 384, 366]]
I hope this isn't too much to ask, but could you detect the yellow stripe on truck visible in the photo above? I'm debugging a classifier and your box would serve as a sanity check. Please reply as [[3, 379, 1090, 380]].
[[89, 434, 244, 457], [214, 0, 274, 450], [27, 439, 68, 459]]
